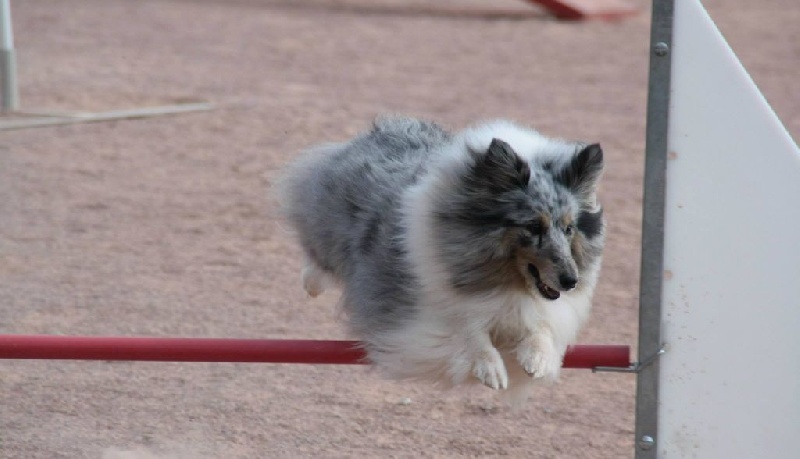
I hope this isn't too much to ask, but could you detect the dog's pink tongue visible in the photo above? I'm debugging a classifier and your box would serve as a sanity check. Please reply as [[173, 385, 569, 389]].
[[537, 281, 560, 300]]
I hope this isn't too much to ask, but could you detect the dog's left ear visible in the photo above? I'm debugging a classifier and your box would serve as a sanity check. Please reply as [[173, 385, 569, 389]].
[[557, 143, 604, 203]]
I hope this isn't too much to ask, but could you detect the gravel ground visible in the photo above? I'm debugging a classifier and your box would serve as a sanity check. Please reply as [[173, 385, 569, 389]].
[[0, 0, 797, 457]]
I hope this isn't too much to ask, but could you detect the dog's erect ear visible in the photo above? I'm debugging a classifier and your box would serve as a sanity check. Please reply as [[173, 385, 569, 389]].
[[556, 143, 604, 203], [469, 138, 530, 192]]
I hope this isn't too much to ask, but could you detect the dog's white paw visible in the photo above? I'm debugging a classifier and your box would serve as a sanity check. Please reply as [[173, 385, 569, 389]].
[[516, 340, 562, 381], [301, 264, 326, 298], [471, 348, 508, 390]]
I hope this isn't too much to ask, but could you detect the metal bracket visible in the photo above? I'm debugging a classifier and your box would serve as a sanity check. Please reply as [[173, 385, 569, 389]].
[[592, 345, 666, 374]]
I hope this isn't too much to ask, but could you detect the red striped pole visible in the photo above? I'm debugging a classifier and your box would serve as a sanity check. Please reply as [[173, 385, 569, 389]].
[[0, 335, 629, 369]]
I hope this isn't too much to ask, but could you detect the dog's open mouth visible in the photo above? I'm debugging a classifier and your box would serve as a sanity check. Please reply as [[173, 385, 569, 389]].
[[527, 264, 560, 300]]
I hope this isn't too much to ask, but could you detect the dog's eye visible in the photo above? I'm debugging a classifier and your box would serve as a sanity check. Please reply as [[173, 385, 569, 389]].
[[527, 221, 545, 236], [564, 224, 574, 236]]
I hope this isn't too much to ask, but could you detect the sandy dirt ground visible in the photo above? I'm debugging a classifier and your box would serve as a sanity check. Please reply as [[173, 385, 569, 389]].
[[0, 0, 797, 457]]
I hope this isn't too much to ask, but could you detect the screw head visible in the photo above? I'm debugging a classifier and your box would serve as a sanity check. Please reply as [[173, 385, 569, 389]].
[[654, 42, 669, 56], [639, 435, 655, 450]]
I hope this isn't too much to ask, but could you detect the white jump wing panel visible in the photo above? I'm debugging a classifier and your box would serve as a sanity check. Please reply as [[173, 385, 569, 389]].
[[659, 0, 800, 457]]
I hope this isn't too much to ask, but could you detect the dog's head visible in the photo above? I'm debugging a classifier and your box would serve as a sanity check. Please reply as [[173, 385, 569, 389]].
[[436, 137, 605, 300]]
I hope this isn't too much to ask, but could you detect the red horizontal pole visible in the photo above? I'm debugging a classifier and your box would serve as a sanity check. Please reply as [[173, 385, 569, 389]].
[[524, 0, 639, 21], [0, 335, 629, 369]]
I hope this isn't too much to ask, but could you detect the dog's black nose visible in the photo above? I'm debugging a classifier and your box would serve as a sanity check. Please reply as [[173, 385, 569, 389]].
[[559, 275, 578, 290]]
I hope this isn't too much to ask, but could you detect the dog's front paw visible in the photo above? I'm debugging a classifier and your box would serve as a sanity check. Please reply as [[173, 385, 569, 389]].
[[516, 338, 562, 381], [472, 348, 508, 390]]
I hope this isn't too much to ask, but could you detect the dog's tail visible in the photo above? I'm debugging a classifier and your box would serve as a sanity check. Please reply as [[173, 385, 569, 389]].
[[271, 142, 345, 234]]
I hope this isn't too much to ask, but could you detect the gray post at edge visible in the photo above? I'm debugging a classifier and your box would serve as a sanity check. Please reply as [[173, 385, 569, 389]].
[[635, 0, 675, 458], [1, 0, 19, 111]]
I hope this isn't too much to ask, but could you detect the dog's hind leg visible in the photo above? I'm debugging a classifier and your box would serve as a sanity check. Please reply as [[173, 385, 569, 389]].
[[499, 354, 539, 408], [302, 258, 333, 298]]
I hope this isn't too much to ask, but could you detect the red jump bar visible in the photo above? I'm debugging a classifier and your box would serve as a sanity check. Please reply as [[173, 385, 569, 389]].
[[526, 0, 639, 21], [0, 335, 629, 369]]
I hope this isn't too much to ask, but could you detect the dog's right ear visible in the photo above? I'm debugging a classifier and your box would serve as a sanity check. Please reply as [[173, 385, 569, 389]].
[[556, 143, 604, 204], [468, 138, 530, 192]]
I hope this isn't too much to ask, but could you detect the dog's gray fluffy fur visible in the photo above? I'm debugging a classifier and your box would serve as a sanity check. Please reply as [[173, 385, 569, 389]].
[[281, 118, 448, 331]]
